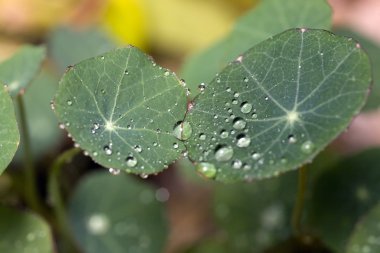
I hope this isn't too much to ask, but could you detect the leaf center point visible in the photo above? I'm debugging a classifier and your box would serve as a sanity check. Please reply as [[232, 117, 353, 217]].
[[105, 121, 116, 131], [286, 111, 299, 124]]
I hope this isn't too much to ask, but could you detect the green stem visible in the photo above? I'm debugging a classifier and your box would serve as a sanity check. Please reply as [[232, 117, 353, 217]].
[[291, 166, 308, 235], [49, 147, 81, 253], [17, 96, 45, 215]]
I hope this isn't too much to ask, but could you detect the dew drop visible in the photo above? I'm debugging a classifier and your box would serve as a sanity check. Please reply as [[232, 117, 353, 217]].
[[198, 83, 206, 92], [288, 135, 297, 144], [109, 168, 120, 175], [196, 162, 217, 179], [236, 134, 251, 147], [240, 102, 252, 114], [301, 141, 314, 154], [251, 152, 261, 160], [214, 145, 234, 162], [232, 159, 242, 169], [173, 143, 179, 149], [233, 117, 247, 130], [59, 123, 65, 129], [104, 145, 113, 155], [67, 100, 73, 106], [173, 121, 193, 140], [126, 156, 138, 167], [134, 145, 143, 153], [164, 70, 170, 76], [243, 77, 249, 83], [220, 130, 229, 139], [199, 133, 206, 140], [124, 69, 129, 75]]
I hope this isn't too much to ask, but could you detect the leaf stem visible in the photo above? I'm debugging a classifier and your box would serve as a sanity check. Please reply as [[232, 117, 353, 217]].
[[291, 165, 308, 235], [48, 147, 81, 253], [17, 95, 45, 216]]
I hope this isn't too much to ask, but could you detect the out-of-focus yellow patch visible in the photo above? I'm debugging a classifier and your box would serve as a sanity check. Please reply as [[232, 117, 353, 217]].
[[146, 0, 257, 55], [101, 0, 147, 50]]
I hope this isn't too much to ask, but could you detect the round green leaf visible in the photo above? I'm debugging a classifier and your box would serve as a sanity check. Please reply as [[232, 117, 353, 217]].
[[0, 205, 53, 253], [54, 47, 187, 174], [212, 171, 297, 252], [0, 45, 46, 97], [69, 172, 168, 253], [307, 149, 380, 252], [347, 203, 380, 253], [0, 85, 19, 173], [185, 29, 371, 182], [181, 0, 332, 97]]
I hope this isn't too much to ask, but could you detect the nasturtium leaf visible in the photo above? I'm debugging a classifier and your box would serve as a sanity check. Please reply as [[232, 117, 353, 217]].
[[54, 47, 187, 174], [0, 205, 52, 253], [0, 85, 19, 174], [307, 149, 380, 253], [69, 172, 168, 253], [49, 26, 115, 74], [185, 29, 371, 182], [212, 171, 297, 252], [181, 0, 332, 97], [0, 45, 46, 97], [335, 28, 380, 111], [347, 203, 380, 253]]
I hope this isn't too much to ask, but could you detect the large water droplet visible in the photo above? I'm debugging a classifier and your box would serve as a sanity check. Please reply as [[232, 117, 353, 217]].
[[87, 214, 110, 235], [215, 145, 234, 162], [301, 141, 314, 154], [196, 162, 217, 179], [236, 134, 251, 147], [173, 121, 192, 140], [198, 83, 206, 92], [126, 156, 137, 167], [240, 102, 252, 114], [233, 117, 246, 130]]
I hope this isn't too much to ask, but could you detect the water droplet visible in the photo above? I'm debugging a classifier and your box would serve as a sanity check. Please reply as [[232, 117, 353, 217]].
[[173, 143, 179, 149], [233, 92, 239, 98], [216, 78, 221, 83], [67, 100, 73, 106], [236, 134, 251, 147], [126, 156, 137, 167], [301, 141, 314, 154], [198, 83, 206, 92], [109, 168, 120, 175], [59, 123, 65, 129], [124, 69, 129, 75], [232, 99, 238, 105], [251, 113, 257, 119], [226, 87, 231, 92], [233, 118, 247, 130], [134, 145, 142, 153], [173, 121, 192, 140], [91, 123, 100, 133], [265, 96, 269, 101], [196, 162, 217, 179], [87, 214, 110, 235], [104, 144, 112, 155], [153, 142, 158, 147], [232, 160, 242, 169], [199, 133, 206, 140], [243, 77, 249, 83], [164, 70, 170, 76], [252, 152, 261, 160], [220, 130, 229, 139], [215, 145, 234, 162], [240, 102, 252, 114], [288, 135, 297, 144]]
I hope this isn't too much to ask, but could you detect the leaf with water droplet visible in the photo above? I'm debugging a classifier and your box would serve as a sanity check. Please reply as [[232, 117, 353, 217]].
[[347, 202, 380, 253], [0, 205, 52, 253], [307, 149, 380, 252], [54, 47, 187, 174], [185, 29, 371, 182], [181, 0, 332, 97], [69, 172, 168, 253], [0, 85, 19, 174], [0, 45, 46, 97]]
